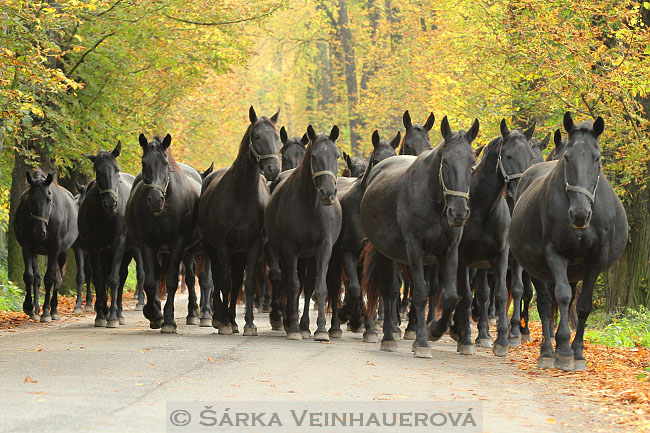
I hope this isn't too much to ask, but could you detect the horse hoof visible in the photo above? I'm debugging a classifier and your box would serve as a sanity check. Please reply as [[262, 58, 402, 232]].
[[161, 324, 177, 334], [393, 328, 402, 340], [573, 359, 587, 371], [414, 347, 433, 359], [363, 332, 378, 343], [374, 322, 382, 331], [106, 319, 119, 328], [29, 314, 39, 321], [94, 318, 107, 327], [315, 331, 330, 342], [458, 343, 476, 356], [508, 336, 522, 348], [84, 305, 94, 313], [347, 323, 363, 333], [328, 328, 342, 339], [243, 326, 258, 336], [403, 330, 416, 340], [449, 329, 459, 341], [186, 317, 200, 326], [135, 304, 144, 312], [150, 318, 163, 329], [200, 318, 212, 327], [211, 319, 221, 329], [286, 332, 302, 340], [475, 338, 493, 348], [73, 307, 83, 315], [380, 340, 398, 352], [493, 343, 510, 357], [219, 325, 233, 335], [536, 356, 555, 369], [427, 326, 442, 342], [300, 329, 311, 339], [554, 354, 575, 371], [521, 334, 531, 342], [270, 318, 283, 331], [231, 324, 239, 334], [261, 305, 272, 313], [51, 313, 59, 320], [39, 314, 51, 323]]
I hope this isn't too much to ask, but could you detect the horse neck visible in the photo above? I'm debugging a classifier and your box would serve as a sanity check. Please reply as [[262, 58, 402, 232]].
[[416, 148, 446, 212], [295, 148, 320, 207], [232, 126, 261, 186], [471, 148, 505, 211]]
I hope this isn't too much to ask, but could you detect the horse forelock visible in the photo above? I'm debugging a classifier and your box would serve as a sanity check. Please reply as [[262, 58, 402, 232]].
[[93, 150, 118, 170]]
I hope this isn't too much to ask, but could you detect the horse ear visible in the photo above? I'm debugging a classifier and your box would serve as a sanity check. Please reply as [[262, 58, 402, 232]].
[[440, 116, 452, 141], [161, 133, 172, 149], [403, 110, 412, 129], [75, 181, 86, 195], [539, 132, 552, 150], [249, 106, 257, 124], [524, 122, 536, 140], [307, 125, 317, 142], [280, 126, 288, 145], [270, 109, 280, 124], [26, 171, 33, 185], [593, 116, 604, 137], [139, 133, 148, 150], [371, 130, 380, 148], [343, 152, 351, 169], [563, 111, 574, 134], [329, 125, 339, 142], [467, 119, 480, 143], [500, 119, 509, 138], [44, 174, 53, 186], [112, 140, 122, 158], [390, 131, 401, 149], [300, 133, 309, 146], [84, 153, 97, 163], [202, 162, 214, 179], [424, 112, 435, 131], [554, 129, 562, 147], [474, 143, 486, 158]]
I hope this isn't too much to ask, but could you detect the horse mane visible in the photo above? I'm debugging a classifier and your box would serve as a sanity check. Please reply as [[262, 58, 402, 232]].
[[165, 148, 181, 172], [398, 134, 407, 155], [472, 137, 501, 175]]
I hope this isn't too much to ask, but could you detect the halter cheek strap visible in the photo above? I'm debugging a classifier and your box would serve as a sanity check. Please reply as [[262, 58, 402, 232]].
[[439, 156, 470, 206], [311, 159, 338, 185], [249, 135, 279, 164], [31, 202, 53, 225], [564, 163, 600, 203], [496, 141, 524, 185], [144, 170, 170, 197]]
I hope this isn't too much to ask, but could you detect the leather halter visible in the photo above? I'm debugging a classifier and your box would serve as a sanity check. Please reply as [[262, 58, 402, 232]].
[[564, 161, 600, 203], [496, 139, 524, 186], [31, 201, 53, 225], [98, 180, 120, 201], [249, 133, 279, 164], [439, 155, 470, 206], [144, 167, 172, 198], [311, 158, 338, 185]]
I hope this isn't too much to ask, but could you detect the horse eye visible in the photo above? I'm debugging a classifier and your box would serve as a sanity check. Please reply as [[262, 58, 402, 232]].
[[255, 134, 261, 140]]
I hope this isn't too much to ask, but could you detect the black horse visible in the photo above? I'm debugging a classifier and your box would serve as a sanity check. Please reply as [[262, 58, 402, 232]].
[[399, 110, 435, 155], [78, 142, 144, 327], [265, 125, 342, 341], [361, 116, 478, 358], [71, 182, 94, 314], [450, 120, 537, 356], [14, 170, 78, 322], [328, 130, 400, 340], [198, 106, 280, 336], [342, 152, 368, 177], [280, 126, 308, 171], [509, 112, 628, 371], [125, 134, 203, 332]]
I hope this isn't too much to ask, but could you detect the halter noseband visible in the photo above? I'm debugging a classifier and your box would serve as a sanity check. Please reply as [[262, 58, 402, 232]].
[[439, 155, 470, 207], [249, 132, 279, 164], [311, 158, 338, 185], [30, 198, 53, 225], [564, 161, 600, 203], [98, 180, 120, 201], [144, 167, 171, 198], [496, 140, 524, 186]]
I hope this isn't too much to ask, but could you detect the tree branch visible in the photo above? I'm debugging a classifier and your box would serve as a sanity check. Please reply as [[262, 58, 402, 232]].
[[162, 2, 283, 26], [67, 32, 115, 76]]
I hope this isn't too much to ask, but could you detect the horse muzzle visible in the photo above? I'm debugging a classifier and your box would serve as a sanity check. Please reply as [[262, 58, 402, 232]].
[[261, 162, 281, 182], [447, 206, 470, 228], [569, 207, 592, 229], [320, 190, 337, 206]]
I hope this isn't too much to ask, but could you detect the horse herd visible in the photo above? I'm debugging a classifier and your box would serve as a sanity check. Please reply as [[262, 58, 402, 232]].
[[14, 107, 628, 372]]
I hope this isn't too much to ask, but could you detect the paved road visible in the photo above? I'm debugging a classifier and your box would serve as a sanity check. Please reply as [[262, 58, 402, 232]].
[[0, 295, 621, 433]]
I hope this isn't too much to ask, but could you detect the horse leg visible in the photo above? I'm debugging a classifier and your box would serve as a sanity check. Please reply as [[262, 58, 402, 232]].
[[21, 249, 36, 319], [545, 246, 574, 371], [84, 252, 94, 312], [475, 269, 493, 348], [391, 266, 402, 337], [40, 249, 60, 322], [197, 252, 214, 327], [326, 254, 342, 338], [549, 285, 557, 338], [373, 253, 397, 351], [229, 252, 246, 334], [116, 252, 130, 325], [50, 252, 66, 320], [402, 242, 431, 358], [570, 266, 599, 371], [341, 252, 362, 333], [182, 252, 199, 326], [266, 244, 284, 330], [400, 279, 410, 320], [299, 258, 315, 339], [533, 276, 554, 368], [132, 247, 145, 311], [429, 250, 460, 342], [242, 241, 263, 336], [508, 259, 525, 347], [488, 278, 496, 322], [214, 248, 234, 335], [106, 235, 126, 328], [281, 252, 301, 340], [454, 263, 475, 355], [427, 265, 439, 324], [312, 243, 333, 342], [73, 245, 85, 314], [161, 241, 183, 334], [491, 247, 510, 357], [520, 271, 534, 341], [141, 246, 163, 329], [89, 252, 106, 326]]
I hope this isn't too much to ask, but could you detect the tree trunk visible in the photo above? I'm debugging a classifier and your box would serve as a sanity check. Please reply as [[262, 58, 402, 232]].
[[7, 151, 27, 286], [337, 0, 361, 154]]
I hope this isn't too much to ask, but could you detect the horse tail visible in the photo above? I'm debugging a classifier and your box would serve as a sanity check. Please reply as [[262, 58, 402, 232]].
[[361, 242, 393, 316]]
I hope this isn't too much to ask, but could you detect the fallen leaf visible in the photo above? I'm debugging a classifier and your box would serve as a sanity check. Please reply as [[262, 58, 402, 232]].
[[24, 377, 37, 384]]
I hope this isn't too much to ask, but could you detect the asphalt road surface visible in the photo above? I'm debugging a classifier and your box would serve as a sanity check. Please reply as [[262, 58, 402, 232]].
[[0, 294, 622, 433]]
